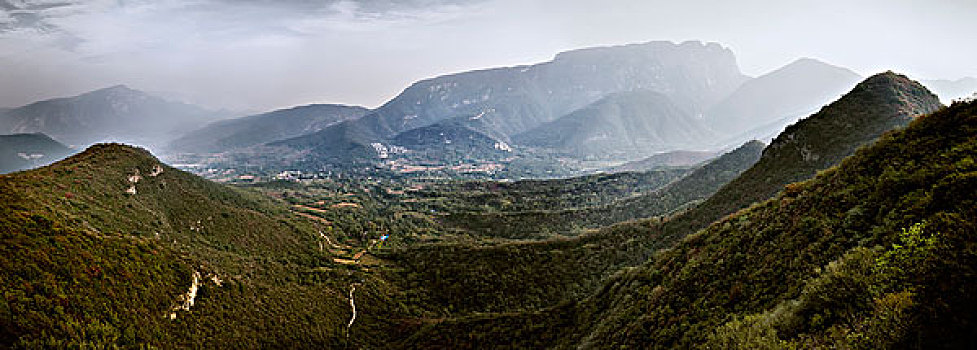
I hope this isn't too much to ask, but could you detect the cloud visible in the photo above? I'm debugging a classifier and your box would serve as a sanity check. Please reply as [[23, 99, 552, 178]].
[[0, 0, 494, 110], [1, 0, 482, 55], [0, 0, 974, 112]]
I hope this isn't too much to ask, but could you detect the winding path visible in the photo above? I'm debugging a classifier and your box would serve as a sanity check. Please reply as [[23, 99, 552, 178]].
[[346, 283, 362, 339]]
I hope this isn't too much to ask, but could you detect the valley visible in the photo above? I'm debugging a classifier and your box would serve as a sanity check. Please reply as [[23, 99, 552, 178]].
[[5, 91, 977, 347], [2, 18, 977, 347]]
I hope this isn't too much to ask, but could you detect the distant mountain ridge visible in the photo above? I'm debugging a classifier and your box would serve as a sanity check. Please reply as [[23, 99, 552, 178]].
[[608, 149, 720, 173], [706, 58, 863, 139], [0, 133, 74, 174], [0, 85, 224, 148], [274, 41, 749, 164], [364, 40, 748, 138], [168, 103, 369, 153], [513, 90, 716, 159], [921, 77, 977, 103]]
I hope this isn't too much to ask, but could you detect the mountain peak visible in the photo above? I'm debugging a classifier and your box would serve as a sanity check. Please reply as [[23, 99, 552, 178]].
[[103, 84, 133, 91], [57, 143, 159, 168], [776, 57, 858, 76], [787, 57, 833, 68], [848, 71, 941, 114], [87, 84, 144, 97], [691, 72, 942, 235]]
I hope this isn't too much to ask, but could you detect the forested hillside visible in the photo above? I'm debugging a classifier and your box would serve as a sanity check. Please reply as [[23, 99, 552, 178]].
[[402, 98, 977, 349], [0, 144, 403, 348]]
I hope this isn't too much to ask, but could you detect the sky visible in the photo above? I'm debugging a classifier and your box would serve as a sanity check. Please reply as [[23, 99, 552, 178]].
[[1, 0, 975, 112]]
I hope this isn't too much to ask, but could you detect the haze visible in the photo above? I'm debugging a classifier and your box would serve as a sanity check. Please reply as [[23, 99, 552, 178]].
[[1, 0, 974, 112]]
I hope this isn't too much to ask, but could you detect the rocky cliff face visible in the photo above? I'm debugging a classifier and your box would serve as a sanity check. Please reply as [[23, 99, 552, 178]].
[[276, 41, 748, 165], [345, 40, 747, 140]]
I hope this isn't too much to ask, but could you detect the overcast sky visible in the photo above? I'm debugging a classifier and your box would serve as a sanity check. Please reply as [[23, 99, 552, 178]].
[[1, 0, 974, 112]]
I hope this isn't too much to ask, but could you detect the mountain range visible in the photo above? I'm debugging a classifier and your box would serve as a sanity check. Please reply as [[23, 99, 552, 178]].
[[3, 67, 975, 349], [177, 44, 953, 175], [0, 85, 226, 149], [167, 104, 369, 153], [7, 41, 974, 178], [269, 41, 749, 166]]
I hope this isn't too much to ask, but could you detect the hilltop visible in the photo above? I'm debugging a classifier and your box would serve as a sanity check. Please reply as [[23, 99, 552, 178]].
[[667, 71, 942, 238], [401, 93, 977, 350], [0, 143, 402, 348]]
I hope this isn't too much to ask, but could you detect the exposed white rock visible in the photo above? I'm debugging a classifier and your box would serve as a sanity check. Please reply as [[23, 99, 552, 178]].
[[17, 152, 44, 160], [493, 141, 512, 152], [127, 169, 142, 183], [168, 270, 201, 320], [149, 164, 163, 177]]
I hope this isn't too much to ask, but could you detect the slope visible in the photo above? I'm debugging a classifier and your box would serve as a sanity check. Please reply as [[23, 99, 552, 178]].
[[706, 58, 862, 138], [607, 149, 720, 173], [441, 140, 764, 238], [0, 133, 74, 174], [401, 91, 976, 350], [513, 90, 716, 159], [667, 71, 942, 239], [0, 85, 222, 148], [168, 104, 369, 153], [0, 144, 404, 348], [571, 98, 977, 349]]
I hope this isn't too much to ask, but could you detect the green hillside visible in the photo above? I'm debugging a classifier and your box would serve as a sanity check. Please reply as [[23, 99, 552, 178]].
[[661, 71, 942, 241], [440, 140, 764, 238], [0, 144, 403, 348], [3, 73, 973, 349], [402, 98, 977, 349]]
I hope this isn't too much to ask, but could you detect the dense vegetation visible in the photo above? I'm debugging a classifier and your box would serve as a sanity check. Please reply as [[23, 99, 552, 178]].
[[657, 72, 942, 241], [440, 140, 763, 237], [4, 74, 974, 349], [403, 99, 977, 349], [0, 145, 405, 348]]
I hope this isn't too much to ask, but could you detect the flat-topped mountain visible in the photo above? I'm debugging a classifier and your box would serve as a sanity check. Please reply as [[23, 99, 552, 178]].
[[364, 40, 747, 139], [274, 41, 748, 165]]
